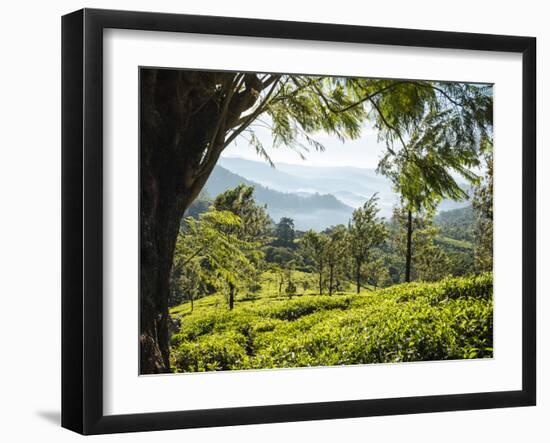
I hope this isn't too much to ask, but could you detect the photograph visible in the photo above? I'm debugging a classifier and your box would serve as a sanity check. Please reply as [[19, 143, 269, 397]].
[[139, 69, 494, 375]]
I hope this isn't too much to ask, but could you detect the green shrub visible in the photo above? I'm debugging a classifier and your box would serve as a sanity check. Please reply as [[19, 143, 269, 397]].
[[174, 331, 249, 372]]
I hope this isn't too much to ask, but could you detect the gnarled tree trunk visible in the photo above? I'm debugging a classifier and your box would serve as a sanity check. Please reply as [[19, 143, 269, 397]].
[[139, 69, 268, 373]]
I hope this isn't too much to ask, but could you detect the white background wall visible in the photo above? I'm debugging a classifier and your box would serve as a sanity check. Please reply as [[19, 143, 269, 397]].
[[0, 0, 546, 441]]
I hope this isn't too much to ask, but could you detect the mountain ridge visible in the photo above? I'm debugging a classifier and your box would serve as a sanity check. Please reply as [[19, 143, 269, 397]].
[[200, 157, 472, 230], [203, 165, 355, 230], [218, 156, 471, 216]]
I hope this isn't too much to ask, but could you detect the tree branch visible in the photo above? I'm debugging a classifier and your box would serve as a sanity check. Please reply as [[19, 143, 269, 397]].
[[203, 74, 245, 162], [195, 75, 245, 177], [261, 74, 280, 89], [221, 78, 281, 150], [179, 246, 206, 267], [410, 81, 465, 108], [265, 75, 325, 107], [367, 97, 402, 157], [312, 80, 408, 115]]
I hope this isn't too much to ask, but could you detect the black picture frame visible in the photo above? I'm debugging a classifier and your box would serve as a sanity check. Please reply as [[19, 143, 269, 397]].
[[62, 8, 536, 435]]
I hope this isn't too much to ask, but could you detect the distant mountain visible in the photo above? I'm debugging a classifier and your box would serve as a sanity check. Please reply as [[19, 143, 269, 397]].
[[218, 156, 470, 217], [204, 166, 354, 230]]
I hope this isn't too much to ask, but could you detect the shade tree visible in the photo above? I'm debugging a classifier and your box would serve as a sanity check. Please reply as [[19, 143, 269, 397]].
[[377, 101, 492, 282]]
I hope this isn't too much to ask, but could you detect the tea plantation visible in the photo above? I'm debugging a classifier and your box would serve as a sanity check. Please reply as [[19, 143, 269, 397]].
[[169, 273, 493, 372]]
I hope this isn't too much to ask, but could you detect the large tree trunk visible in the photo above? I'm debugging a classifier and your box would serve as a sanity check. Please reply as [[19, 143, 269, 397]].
[[139, 69, 268, 373], [140, 185, 190, 373], [405, 209, 413, 283]]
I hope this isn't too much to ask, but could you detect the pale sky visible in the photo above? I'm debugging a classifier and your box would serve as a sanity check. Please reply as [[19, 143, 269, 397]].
[[222, 121, 386, 169]]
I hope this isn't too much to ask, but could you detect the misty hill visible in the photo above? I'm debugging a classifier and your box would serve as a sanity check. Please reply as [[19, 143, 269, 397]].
[[204, 166, 354, 230], [218, 157, 395, 214], [218, 157, 471, 217]]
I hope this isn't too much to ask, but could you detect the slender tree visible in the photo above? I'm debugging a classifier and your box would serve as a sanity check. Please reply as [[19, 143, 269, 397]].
[[213, 184, 270, 241], [364, 257, 391, 289], [301, 230, 329, 295], [169, 257, 203, 311], [172, 209, 258, 312], [212, 185, 268, 309], [325, 225, 349, 296], [378, 105, 492, 282], [348, 195, 387, 293], [284, 260, 297, 299], [410, 216, 450, 282], [473, 143, 494, 272]]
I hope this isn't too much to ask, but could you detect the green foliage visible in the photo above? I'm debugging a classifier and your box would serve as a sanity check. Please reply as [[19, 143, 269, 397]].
[[435, 235, 473, 251], [213, 184, 271, 242], [211, 74, 492, 176], [364, 257, 392, 289], [374, 83, 492, 213], [432, 207, 476, 277], [285, 280, 297, 298], [391, 206, 447, 281], [300, 230, 330, 295], [435, 206, 475, 243], [324, 225, 350, 295], [273, 217, 296, 248], [171, 273, 493, 372], [369, 83, 491, 285], [170, 258, 204, 309], [184, 189, 212, 219], [473, 144, 493, 272], [264, 246, 299, 266], [171, 207, 260, 308], [174, 330, 249, 372], [175, 77, 493, 304], [348, 195, 388, 292], [141, 69, 494, 373]]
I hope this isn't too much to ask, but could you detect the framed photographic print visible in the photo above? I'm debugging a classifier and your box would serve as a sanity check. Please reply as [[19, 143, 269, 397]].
[[61, 8, 536, 435]]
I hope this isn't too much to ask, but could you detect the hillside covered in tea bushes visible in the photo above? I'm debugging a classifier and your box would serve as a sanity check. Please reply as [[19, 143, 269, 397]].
[[169, 273, 493, 372]]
